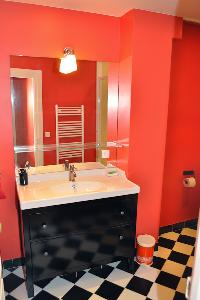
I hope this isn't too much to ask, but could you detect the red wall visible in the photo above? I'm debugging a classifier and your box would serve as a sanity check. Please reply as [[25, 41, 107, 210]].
[[129, 11, 181, 239], [11, 78, 30, 147], [160, 22, 200, 227], [107, 63, 119, 143], [107, 63, 119, 165], [11, 56, 97, 165], [0, 1, 120, 260], [11, 77, 35, 166], [116, 11, 134, 173], [26, 78, 35, 157], [117, 10, 182, 240]]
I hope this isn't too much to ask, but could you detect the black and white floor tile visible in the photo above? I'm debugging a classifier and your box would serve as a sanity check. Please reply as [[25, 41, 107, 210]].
[[3, 227, 196, 300]]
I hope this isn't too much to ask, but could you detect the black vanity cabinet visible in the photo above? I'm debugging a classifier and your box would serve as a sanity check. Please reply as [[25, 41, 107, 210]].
[[20, 194, 138, 297]]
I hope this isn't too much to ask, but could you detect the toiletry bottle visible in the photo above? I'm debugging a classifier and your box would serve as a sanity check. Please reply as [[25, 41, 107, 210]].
[[19, 168, 28, 186]]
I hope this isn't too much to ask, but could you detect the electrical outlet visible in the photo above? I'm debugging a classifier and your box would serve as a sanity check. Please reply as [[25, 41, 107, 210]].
[[45, 131, 51, 138], [101, 150, 110, 159]]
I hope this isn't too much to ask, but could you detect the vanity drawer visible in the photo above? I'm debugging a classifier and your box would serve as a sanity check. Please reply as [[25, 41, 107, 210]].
[[28, 195, 137, 240], [31, 225, 134, 281]]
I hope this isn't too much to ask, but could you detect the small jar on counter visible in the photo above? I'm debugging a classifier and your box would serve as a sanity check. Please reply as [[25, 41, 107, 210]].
[[18, 168, 28, 186]]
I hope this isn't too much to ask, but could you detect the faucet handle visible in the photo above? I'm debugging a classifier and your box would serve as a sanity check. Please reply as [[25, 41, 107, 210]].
[[25, 161, 31, 169]]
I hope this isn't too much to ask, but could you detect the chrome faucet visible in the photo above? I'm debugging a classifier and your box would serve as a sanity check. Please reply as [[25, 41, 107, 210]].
[[69, 164, 76, 182], [64, 160, 70, 171]]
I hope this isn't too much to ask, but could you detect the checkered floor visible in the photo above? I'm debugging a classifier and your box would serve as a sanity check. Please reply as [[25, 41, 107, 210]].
[[3, 227, 196, 300]]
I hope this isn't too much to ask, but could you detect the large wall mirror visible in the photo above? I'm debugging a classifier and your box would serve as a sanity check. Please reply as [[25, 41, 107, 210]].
[[10, 55, 119, 170]]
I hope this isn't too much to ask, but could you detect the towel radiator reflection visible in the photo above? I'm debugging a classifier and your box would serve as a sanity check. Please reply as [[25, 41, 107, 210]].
[[55, 105, 84, 164]]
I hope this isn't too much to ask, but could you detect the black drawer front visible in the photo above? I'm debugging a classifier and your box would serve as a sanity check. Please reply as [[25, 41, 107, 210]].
[[31, 225, 134, 281], [28, 195, 137, 240]]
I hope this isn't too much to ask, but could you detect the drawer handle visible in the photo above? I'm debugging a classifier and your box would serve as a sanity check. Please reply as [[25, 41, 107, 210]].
[[119, 235, 124, 240], [42, 223, 47, 229], [120, 211, 125, 215], [43, 251, 49, 256]]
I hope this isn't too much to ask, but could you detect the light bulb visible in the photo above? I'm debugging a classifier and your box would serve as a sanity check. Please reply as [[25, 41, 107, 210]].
[[59, 53, 77, 74]]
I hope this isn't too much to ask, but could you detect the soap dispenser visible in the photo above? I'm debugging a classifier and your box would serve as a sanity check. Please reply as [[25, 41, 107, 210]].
[[19, 168, 28, 186]]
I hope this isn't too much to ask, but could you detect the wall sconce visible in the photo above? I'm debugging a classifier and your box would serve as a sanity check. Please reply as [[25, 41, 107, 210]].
[[59, 48, 77, 74]]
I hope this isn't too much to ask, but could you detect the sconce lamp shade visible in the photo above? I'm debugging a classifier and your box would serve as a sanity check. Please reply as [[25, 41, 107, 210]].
[[59, 48, 77, 74]]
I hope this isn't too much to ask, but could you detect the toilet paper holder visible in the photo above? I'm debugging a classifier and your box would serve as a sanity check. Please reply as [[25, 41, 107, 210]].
[[183, 170, 195, 176]]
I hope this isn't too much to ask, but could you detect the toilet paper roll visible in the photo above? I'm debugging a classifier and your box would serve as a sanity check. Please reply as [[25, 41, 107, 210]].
[[183, 177, 196, 188]]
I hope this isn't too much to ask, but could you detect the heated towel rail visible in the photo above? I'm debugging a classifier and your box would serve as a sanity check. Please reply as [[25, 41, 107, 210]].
[[55, 105, 84, 164]]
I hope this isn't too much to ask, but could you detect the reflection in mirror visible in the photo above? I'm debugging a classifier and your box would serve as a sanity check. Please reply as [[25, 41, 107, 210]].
[[10, 56, 119, 170]]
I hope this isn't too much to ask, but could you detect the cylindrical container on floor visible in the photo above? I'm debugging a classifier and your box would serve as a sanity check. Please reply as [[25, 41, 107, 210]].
[[136, 234, 155, 265]]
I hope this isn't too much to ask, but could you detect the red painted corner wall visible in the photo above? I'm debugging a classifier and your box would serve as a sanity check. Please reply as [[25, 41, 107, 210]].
[[160, 22, 200, 227], [116, 11, 134, 173], [123, 10, 181, 240]]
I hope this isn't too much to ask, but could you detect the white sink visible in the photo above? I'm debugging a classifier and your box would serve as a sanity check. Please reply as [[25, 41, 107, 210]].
[[51, 181, 106, 194], [17, 167, 140, 209]]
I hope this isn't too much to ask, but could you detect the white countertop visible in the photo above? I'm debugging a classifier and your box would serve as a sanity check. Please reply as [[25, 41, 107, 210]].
[[17, 167, 140, 210]]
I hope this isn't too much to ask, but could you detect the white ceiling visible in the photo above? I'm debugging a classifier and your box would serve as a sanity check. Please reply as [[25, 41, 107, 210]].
[[4, 0, 200, 22]]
